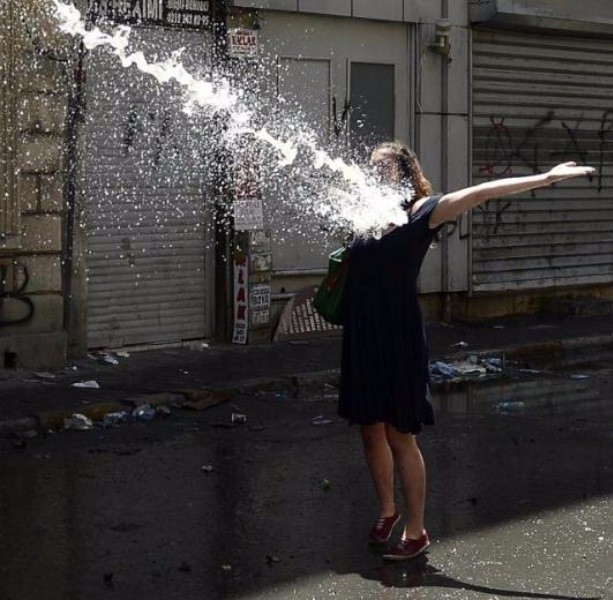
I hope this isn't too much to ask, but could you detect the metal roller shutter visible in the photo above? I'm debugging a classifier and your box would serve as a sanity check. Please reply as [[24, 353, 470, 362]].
[[83, 28, 212, 348], [472, 28, 613, 292]]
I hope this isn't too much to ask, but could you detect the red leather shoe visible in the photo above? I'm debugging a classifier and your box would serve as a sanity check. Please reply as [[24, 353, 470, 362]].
[[368, 512, 401, 544], [382, 531, 430, 561]]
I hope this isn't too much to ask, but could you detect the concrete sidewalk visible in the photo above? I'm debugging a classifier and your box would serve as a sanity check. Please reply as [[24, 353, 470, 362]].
[[1, 312, 613, 436]]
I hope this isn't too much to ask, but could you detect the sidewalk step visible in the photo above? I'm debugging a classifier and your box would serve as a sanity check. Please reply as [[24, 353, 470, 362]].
[[547, 299, 613, 317]]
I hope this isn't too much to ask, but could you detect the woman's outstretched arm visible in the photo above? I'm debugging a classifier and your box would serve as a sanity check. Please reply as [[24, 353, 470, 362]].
[[429, 161, 596, 228]]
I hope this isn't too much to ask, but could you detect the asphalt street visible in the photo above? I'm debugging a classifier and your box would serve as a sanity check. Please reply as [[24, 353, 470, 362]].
[[0, 363, 611, 600]]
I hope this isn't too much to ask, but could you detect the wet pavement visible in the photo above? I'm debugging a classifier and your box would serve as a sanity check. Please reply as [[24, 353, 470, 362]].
[[0, 364, 611, 600]]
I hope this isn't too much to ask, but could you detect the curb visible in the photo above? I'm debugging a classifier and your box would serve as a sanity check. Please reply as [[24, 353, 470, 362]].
[[561, 333, 613, 349], [0, 372, 342, 438], [2, 333, 611, 439]]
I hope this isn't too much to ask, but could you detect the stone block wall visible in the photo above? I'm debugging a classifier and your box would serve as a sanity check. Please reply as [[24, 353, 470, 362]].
[[0, 0, 71, 368]]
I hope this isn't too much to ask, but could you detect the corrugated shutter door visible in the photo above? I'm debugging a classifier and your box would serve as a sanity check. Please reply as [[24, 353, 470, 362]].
[[472, 29, 613, 292], [84, 28, 211, 348]]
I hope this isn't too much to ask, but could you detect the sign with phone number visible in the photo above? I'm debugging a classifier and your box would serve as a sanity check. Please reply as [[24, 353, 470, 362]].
[[88, 0, 212, 30]]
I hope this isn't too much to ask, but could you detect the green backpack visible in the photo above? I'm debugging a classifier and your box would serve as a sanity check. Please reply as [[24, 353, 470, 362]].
[[313, 247, 350, 326]]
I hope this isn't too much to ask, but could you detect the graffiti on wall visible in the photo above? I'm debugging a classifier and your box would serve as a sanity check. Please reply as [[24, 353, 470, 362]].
[[474, 110, 613, 232], [478, 110, 609, 186], [332, 97, 351, 139], [0, 262, 34, 327], [123, 106, 179, 169]]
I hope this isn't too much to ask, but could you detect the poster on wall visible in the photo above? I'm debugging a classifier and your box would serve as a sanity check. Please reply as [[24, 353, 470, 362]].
[[232, 255, 248, 345], [88, 0, 212, 30], [250, 284, 270, 326], [227, 28, 258, 57], [233, 198, 264, 231], [233, 148, 264, 231]]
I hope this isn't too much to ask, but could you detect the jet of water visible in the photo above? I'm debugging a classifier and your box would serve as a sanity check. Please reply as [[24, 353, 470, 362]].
[[50, 0, 415, 237]]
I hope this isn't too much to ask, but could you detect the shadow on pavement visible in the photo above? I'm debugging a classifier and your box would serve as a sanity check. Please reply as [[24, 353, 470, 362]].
[[360, 554, 602, 599]]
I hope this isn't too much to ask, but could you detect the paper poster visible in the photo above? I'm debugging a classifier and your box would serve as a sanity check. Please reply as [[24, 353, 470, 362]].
[[250, 284, 271, 326], [233, 198, 264, 231], [232, 256, 248, 344]]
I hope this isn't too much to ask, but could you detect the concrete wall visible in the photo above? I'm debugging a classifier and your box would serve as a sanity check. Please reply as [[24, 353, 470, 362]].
[[0, 1, 71, 368], [232, 0, 460, 23]]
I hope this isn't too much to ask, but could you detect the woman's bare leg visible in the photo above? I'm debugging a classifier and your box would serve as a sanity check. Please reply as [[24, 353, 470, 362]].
[[384, 424, 426, 539], [360, 423, 396, 517]]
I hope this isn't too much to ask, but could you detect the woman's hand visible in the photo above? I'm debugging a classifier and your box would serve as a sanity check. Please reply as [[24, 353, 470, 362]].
[[546, 162, 596, 184]]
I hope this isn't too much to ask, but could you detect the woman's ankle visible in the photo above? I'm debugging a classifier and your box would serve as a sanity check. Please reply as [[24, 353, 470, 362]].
[[403, 525, 426, 539], [379, 504, 397, 518]]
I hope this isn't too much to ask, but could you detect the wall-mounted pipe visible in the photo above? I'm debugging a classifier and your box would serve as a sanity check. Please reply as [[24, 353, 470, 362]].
[[440, 0, 452, 322]]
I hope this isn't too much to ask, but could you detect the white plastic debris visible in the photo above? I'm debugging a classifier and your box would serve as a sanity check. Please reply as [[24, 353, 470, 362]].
[[481, 357, 503, 373], [456, 363, 487, 377], [100, 354, 119, 366], [33, 372, 56, 380], [482, 357, 503, 368], [430, 358, 498, 380], [103, 411, 130, 427], [495, 401, 525, 414], [431, 361, 460, 379], [132, 404, 156, 421], [72, 380, 100, 389], [64, 413, 93, 430]]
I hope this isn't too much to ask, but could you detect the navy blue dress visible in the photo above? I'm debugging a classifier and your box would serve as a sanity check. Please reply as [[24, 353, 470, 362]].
[[338, 195, 445, 434]]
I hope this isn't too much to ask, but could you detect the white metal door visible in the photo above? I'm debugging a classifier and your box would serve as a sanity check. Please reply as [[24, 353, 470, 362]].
[[261, 13, 411, 274]]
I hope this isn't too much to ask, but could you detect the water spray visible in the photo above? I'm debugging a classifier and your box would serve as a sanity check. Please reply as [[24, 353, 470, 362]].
[[50, 0, 414, 238]]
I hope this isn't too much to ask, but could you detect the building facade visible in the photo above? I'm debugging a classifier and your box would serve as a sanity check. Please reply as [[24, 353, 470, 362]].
[[2, 0, 613, 367], [0, 1, 70, 368], [1, 0, 218, 367], [231, 0, 613, 330]]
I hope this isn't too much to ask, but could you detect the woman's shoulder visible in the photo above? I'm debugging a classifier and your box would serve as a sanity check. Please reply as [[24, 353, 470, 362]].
[[405, 194, 445, 234], [409, 194, 443, 218]]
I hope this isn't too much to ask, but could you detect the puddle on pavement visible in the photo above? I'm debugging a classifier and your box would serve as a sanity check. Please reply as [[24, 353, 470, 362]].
[[431, 371, 608, 420]]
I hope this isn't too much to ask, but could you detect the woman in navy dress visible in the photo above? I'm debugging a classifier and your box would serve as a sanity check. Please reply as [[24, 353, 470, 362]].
[[338, 141, 594, 560]]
